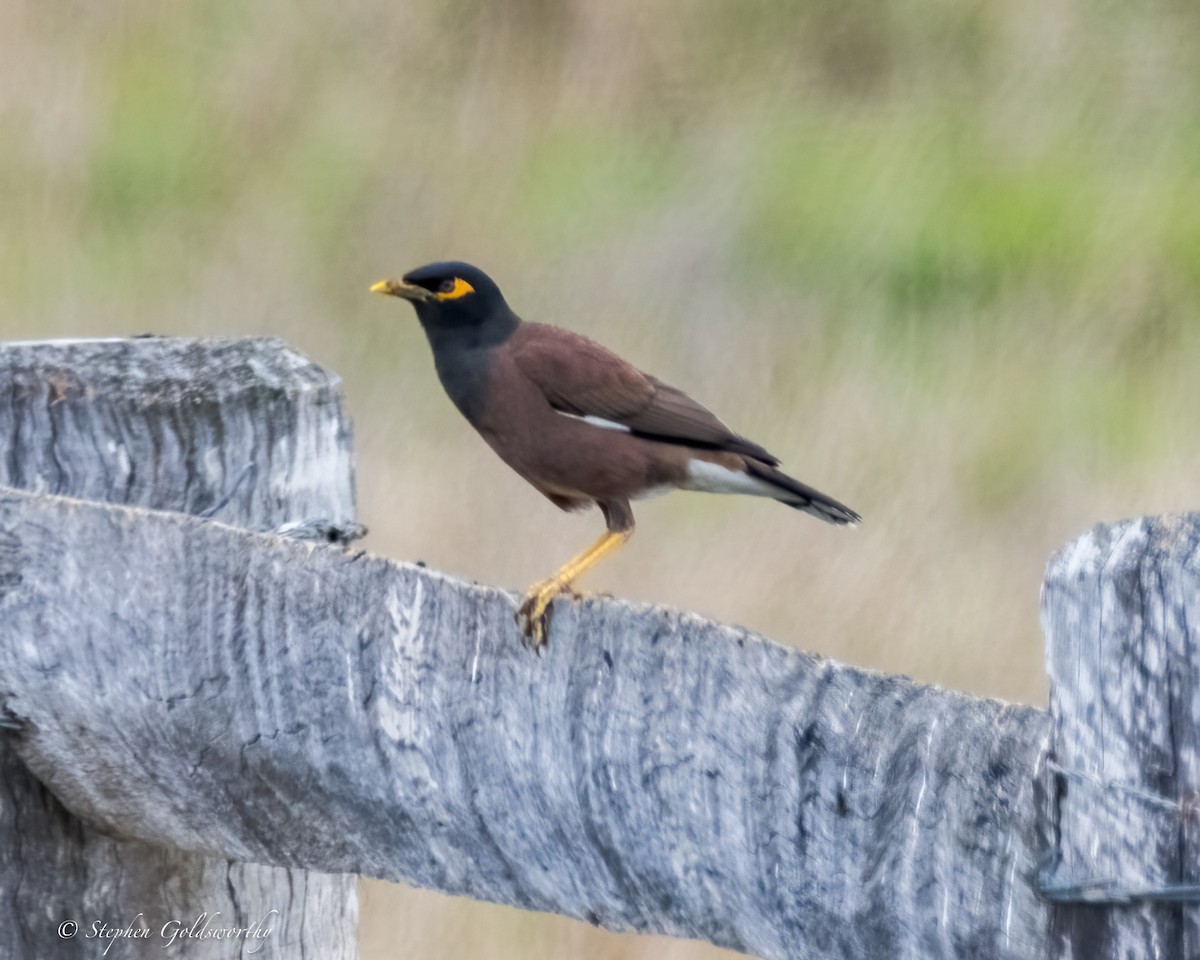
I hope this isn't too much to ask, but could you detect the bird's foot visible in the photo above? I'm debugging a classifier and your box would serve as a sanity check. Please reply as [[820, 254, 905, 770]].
[[516, 578, 569, 651]]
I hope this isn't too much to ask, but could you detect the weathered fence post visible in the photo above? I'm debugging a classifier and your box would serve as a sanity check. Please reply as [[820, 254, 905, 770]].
[[1041, 515, 1200, 959], [0, 338, 359, 958]]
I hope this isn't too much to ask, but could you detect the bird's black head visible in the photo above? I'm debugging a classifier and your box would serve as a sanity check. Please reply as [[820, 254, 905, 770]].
[[371, 261, 517, 344]]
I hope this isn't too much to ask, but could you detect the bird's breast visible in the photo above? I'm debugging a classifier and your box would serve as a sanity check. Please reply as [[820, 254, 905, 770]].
[[431, 345, 688, 503]]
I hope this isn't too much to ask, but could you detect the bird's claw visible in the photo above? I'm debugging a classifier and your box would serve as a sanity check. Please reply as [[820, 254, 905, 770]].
[[517, 608, 550, 651], [516, 579, 564, 651]]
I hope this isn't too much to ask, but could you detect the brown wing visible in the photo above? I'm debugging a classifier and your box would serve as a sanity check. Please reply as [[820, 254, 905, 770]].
[[510, 323, 779, 465]]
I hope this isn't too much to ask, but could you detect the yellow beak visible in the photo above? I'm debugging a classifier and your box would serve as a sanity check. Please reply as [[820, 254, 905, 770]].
[[370, 279, 434, 302]]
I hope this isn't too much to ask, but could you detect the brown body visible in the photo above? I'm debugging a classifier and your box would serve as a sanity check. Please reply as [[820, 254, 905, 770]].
[[469, 325, 721, 521], [372, 262, 859, 647]]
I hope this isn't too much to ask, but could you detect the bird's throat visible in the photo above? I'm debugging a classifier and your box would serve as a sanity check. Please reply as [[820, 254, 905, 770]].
[[430, 341, 494, 423], [422, 309, 520, 422]]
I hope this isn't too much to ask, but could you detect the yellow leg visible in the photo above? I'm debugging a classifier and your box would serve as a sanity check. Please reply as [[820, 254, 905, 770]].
[[516, 529, 632, 649]]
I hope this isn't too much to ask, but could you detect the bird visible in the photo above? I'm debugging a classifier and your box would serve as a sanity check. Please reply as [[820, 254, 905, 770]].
[[371, 261, 860, 649]]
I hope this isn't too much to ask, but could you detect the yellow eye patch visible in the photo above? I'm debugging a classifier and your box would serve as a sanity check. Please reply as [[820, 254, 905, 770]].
[[436, 277, 475, 301]]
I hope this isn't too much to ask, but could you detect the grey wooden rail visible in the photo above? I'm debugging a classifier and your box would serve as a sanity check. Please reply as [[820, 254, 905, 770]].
[[0, 338, 1196, 959]]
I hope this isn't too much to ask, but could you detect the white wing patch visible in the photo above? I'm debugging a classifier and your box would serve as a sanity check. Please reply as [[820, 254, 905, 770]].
[[554, 410, 632, 433], [684, 459, 778, 497]]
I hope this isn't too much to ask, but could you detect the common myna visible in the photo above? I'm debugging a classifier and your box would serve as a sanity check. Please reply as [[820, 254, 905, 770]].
[[372, 261, 859, 648]]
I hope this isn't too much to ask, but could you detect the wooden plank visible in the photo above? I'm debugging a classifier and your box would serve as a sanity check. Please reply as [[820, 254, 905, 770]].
[[1041, 515, 1200, 959], [0, 484, 1051, 960], [0, 336, 355, 526], [0, 338, 358, 959]]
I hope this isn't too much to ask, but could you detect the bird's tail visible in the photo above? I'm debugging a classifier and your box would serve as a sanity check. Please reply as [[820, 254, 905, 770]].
[[744, 460, 861, 526]]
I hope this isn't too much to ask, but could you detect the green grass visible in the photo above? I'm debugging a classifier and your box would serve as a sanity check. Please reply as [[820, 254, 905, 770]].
[[513, 127, 684, 245], [5, 3, 1200, 956]]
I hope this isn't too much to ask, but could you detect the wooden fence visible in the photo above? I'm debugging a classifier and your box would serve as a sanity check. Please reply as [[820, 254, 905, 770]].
[[0, 338, 1195, 959]]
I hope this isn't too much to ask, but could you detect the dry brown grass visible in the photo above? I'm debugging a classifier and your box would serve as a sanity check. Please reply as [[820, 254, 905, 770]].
[[5, 0, 1200, 955]]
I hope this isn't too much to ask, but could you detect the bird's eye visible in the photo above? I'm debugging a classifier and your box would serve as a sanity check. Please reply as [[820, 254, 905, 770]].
[[433, 276, 475, 300]]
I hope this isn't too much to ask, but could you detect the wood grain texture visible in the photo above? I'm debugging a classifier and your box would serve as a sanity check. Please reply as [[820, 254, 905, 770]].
[[0, 484, 1051, 960], [1041, 515, 1200, 959], [0, 338, 357, 959], [0, 337, 355, 526]]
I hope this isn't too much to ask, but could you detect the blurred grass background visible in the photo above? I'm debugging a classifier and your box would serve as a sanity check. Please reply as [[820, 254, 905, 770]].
[[4, 0, 1200, 956]]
